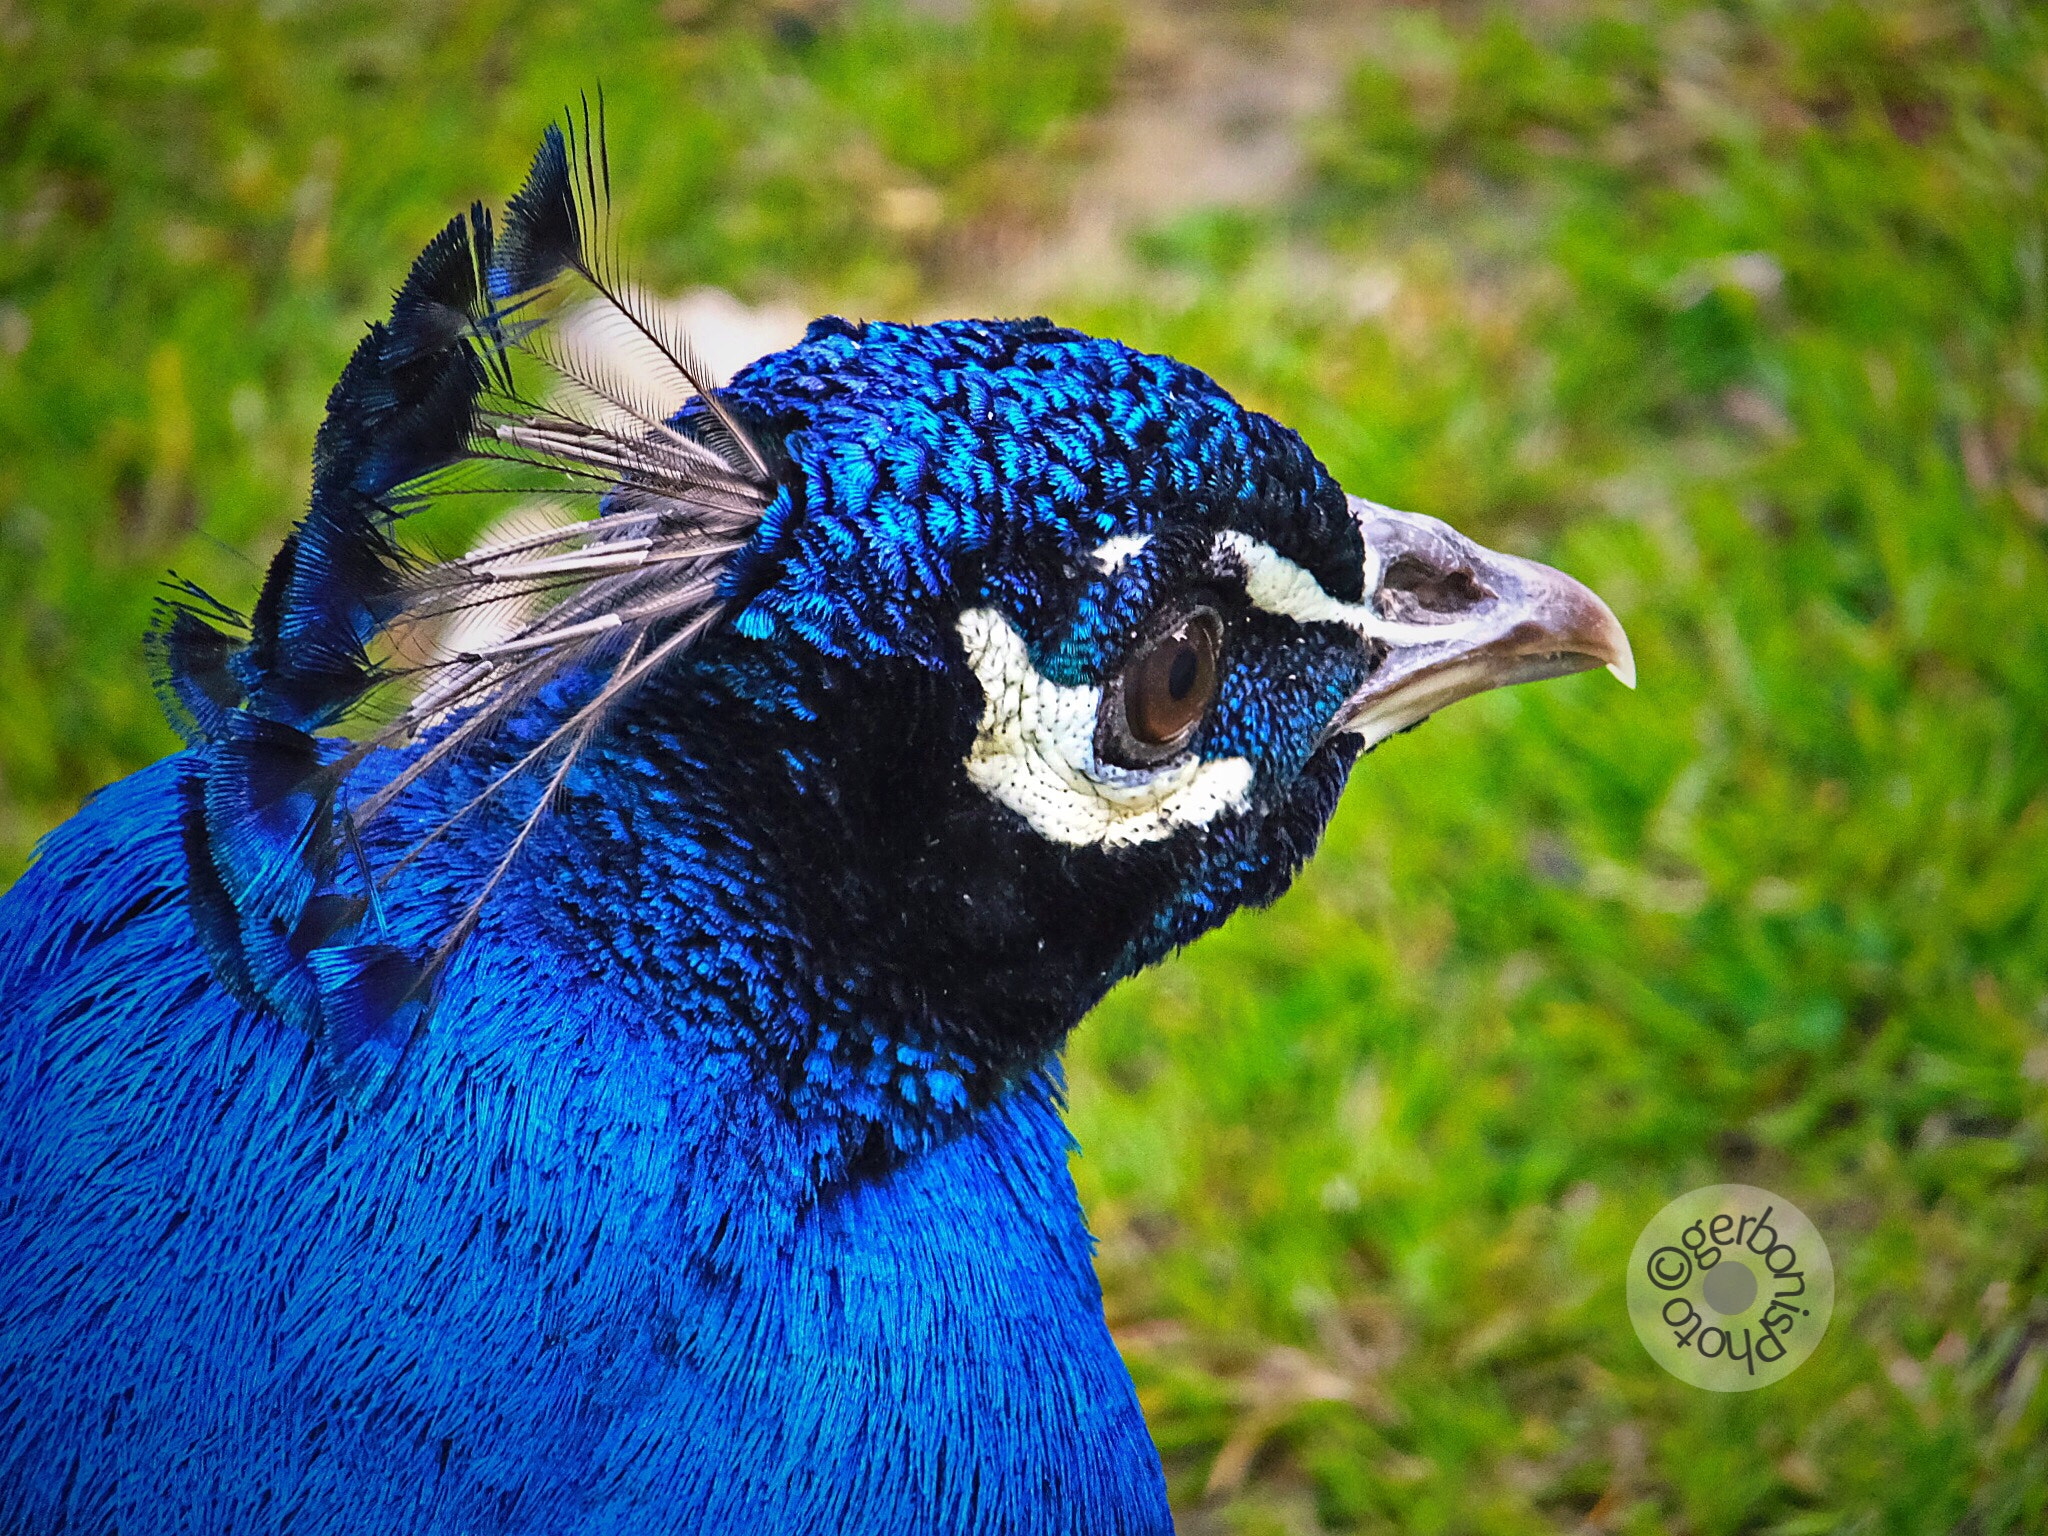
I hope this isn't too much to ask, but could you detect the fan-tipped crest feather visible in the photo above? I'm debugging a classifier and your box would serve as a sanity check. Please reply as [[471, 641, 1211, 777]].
[[148, 581, 247, 746], [495, 125, 583, 298], [308, 943, 431, 1083], [174, 106, 778, 1089]]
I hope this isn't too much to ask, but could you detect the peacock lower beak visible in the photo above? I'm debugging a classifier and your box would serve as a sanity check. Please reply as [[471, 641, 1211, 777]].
[[1331, 496, 1635, 749]]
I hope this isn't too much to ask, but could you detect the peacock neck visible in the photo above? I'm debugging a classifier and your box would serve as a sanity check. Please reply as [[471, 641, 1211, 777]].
[[473, 656, 1112, 1195], [388, 698, 1077, 1239], [396, 736, 1182, 1533]]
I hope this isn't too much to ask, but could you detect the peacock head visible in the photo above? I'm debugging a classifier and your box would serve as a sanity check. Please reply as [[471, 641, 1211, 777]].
[[652, 313, 1635, 1056], [161, 117, 1632, 1095]]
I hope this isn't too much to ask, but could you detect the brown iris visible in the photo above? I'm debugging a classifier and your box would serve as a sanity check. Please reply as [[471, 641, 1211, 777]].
[[1097, 608, 1223, 768]]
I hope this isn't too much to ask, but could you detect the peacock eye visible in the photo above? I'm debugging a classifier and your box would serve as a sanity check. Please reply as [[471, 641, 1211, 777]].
[[1097, 607, 1223, 769]]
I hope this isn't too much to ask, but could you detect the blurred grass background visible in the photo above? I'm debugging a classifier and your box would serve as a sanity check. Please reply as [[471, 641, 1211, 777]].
[[3, 0, 2045, 1530]]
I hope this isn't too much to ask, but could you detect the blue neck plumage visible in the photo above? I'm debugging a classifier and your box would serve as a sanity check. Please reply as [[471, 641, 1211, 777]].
[[351, 640, 1103, 1232], [185, 689, 1169, 1529]]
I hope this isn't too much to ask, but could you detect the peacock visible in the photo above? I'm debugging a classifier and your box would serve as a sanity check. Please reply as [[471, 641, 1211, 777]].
[[0, 116, 1632, 1534]]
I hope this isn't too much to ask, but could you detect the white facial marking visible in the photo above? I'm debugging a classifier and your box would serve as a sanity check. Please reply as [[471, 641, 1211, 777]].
[[956, 527, 1459, 846], [1089, 533, 1151, 573], [957, 607, 1253, 849], [1213, 530, 1479, 647]]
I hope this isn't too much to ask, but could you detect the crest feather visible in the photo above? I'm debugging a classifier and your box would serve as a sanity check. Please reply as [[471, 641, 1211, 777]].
[[164, 101, 778, 1085]]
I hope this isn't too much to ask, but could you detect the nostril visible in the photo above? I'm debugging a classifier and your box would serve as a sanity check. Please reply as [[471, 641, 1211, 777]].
[[1377, 555, 1491, 621]]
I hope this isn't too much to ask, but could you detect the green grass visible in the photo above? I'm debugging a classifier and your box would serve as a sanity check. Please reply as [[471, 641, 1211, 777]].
[[4, 1, 2046, 1530]]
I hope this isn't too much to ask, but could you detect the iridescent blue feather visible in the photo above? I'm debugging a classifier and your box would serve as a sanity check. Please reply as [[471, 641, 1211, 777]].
[[2, 104, 1392, 1536], [154, 115, 774, 1078]]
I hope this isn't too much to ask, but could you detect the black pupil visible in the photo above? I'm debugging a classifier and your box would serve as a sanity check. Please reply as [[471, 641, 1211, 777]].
[[1167, 644, 1198, 700]]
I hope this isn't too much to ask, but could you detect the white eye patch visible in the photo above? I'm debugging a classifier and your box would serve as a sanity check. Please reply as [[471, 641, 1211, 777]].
[[954, 529, 1428, 849], [1085, 530, 1478, 645], [1212, 530, 1482, 647], [956, 608, 1253, 849]]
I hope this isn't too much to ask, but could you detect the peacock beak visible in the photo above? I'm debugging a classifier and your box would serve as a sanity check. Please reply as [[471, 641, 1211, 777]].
[[1331, 496, 1635, 749]]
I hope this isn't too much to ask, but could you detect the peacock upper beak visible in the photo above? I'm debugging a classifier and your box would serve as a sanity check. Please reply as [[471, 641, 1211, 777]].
[[1330, 496, 1635, 749]]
